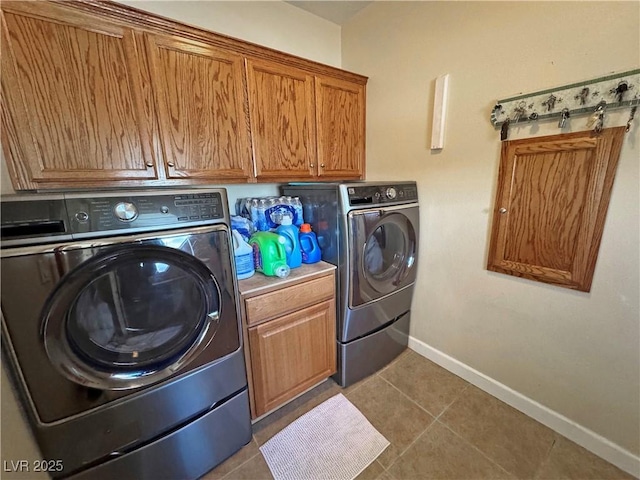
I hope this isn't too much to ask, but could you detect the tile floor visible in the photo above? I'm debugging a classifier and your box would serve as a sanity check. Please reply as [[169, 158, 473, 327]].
[[202, 349, 637, 480]]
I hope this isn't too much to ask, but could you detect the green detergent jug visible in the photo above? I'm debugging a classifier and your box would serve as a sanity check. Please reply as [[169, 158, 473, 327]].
[[249, 232, 291, 278]]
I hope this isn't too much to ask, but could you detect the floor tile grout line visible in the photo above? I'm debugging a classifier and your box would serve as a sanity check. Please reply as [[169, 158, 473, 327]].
[[377, 374, 440, 419], [433, 381, 472, 422], [218, 442, 262, 480], [436, 384, 562, 480], [377, 377, 470, 474], [434, 418, 518, 479], [343, 373, 377, 398], [378, 368, 474, 424], [375, 375, 443, 471], [384, 416, 439, 473], [531, 434, 559, 480]]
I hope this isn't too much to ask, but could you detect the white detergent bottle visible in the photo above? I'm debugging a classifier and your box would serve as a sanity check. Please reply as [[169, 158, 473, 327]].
[[232, 229, 255, 279]]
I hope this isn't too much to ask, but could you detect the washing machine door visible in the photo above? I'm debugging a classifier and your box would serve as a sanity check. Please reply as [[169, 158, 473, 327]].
[[41, 238, 223, 391], [349, 205, 419, 307]]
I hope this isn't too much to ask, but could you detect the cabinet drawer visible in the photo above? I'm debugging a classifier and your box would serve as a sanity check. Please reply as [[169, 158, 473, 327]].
[[244, 274, 334, 326]]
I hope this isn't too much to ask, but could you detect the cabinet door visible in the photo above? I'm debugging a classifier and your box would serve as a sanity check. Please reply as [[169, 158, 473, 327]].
[[1, 2, 158, 190], [487, 127, 625, 292], [315, 76, 365, 179], [146, 35, 252, 182], [249, 300, 336, 417], [246, 59, 316, 181]]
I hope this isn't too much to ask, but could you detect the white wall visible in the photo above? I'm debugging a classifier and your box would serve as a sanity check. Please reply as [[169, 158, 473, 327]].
[[342, 0, 639, 460], [118, 0, 341, 68]]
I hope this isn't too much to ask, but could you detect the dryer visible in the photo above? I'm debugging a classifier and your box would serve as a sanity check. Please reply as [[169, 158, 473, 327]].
[[282, 182, 419, 386], [1, 189, 251, 479]]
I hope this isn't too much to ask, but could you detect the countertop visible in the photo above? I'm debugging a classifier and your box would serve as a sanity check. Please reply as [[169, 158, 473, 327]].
[[237, 261, 336, 299]]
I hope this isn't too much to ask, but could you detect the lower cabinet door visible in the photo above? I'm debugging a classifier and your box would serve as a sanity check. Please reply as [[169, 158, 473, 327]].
[[248, 299, 336, 417]]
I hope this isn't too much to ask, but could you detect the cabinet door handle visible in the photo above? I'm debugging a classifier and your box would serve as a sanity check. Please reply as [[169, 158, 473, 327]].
[[145, 162, 154, 168], [310, 163, 315, 168], [499, 207, 508, 214], [167, 161, 175, 168], [320, 163, 325, 168]]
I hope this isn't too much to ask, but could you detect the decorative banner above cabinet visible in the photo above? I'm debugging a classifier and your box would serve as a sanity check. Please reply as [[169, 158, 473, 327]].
[[490, 69, 640, 132]]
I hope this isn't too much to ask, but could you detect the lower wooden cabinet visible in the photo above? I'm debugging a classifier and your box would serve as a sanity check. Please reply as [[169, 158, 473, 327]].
[[238, 264, 337, 419], [248, 300, 336, 417]]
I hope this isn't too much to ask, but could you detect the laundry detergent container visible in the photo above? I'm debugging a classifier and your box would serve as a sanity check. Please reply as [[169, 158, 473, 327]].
[[276, 216, 302, 268], [249, 232, 290, 278]]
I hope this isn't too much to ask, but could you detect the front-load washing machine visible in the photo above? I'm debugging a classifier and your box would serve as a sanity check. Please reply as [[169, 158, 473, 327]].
[[282, 182, 419, 386], [1, 189, 251, 479]]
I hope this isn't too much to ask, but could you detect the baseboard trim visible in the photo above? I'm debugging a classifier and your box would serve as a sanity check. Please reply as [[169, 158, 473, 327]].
[[408, 336, 640, 478]]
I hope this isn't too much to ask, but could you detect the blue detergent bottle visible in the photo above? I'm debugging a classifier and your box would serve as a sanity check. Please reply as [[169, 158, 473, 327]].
[[299, 223, 321, 264], [276, 215, 302, 268]]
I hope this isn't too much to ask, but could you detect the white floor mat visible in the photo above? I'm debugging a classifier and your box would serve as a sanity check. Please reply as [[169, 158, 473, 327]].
[[259, 393, 390, 480]]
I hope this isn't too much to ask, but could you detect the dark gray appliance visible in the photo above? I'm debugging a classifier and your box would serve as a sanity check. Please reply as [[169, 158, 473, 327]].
[[282, 182, 419, 386], [0, 189, 251, 480]]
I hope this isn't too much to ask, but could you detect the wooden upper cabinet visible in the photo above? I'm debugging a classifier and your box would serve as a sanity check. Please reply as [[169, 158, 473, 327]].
[[1, 2, 158, 190], [1, 1, 367, 189], [315, 76, 365, 179], [246, 59, 317, 181], [487, 127, 626, 292], [145, 34, 252, 182]]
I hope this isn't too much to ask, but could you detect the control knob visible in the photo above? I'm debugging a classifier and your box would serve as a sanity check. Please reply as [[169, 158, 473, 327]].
[[75, 211, 89, 223], [114, 202, 138, 222], [386, 187, 397, 200]]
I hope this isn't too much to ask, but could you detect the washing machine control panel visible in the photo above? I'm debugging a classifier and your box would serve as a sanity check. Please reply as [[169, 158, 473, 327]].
[[67, 191, 225, 234], [347, 183, 418, 206]]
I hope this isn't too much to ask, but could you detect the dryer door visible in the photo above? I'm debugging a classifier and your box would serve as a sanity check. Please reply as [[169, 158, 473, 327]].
[[39, 229, 233, 392], [348, 205, 419, 307]]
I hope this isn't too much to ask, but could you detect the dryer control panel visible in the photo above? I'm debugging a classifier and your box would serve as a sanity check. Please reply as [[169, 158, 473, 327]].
[[67, 191, 225, 235], [347, 183, 418, 206]]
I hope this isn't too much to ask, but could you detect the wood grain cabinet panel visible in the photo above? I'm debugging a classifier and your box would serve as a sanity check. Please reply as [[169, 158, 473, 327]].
[[248, 299, 336, 417], [487, 127, 625, 291], [246, 59, 317, 181], [146, 34, 252, 182], [1, 2, 158, 190], [315, 76, 365, 179]]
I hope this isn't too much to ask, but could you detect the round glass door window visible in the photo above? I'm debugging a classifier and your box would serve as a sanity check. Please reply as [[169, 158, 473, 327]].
[[363, 215, 416, 294], [43, 244, 220, 390]]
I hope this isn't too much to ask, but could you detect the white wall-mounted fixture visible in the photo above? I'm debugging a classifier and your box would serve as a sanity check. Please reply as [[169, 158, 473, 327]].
[[431, 73, 450, 150]]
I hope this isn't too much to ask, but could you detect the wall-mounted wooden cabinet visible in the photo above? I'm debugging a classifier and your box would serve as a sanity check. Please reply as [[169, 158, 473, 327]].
[[487, 127, 625, 292], [1, 2, 159, 190], [146, 34, 253, 183], [316, 76, 365, 179], [247, 59, 317, 181], [246, 60, 366, 182], [1, 0, 367, 191]]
